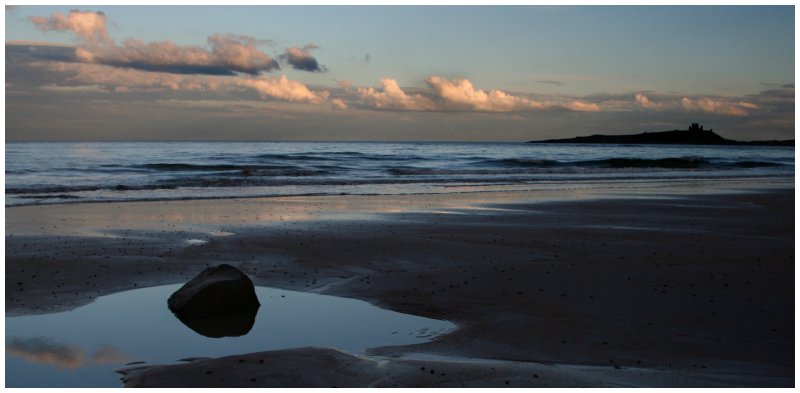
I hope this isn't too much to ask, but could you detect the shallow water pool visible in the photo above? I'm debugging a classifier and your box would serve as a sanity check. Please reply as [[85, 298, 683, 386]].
[[5, 284, 454, 387]]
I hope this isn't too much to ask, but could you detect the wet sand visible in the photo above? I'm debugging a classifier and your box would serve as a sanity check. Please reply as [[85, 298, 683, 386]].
[[5, 184, 795, 387]]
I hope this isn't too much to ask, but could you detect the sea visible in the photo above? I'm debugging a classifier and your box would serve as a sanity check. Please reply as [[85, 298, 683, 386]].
[[5, 141, 794, 206]]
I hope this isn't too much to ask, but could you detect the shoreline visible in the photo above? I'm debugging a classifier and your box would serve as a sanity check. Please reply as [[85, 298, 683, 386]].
[[5, 181, 795, 387], [6, 177, 792, 237], [7, 174, 793, 209]]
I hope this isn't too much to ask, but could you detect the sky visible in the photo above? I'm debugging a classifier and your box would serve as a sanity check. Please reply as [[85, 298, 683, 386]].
[[4, 5, 795, 141]]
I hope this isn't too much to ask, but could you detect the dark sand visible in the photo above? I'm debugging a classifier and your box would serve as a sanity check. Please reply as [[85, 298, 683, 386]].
[[5, 184, 795, 387]]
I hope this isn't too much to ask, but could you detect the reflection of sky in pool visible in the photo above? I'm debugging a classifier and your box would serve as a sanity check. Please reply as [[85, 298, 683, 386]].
[[6, 284, 454, 388]]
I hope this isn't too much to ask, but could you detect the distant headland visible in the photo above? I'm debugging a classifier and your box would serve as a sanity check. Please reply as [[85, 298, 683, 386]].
[[528, 123, 793, 146]]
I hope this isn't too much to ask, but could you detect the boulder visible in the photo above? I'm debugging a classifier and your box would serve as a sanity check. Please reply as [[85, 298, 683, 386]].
[[168, 264, 260, 320]]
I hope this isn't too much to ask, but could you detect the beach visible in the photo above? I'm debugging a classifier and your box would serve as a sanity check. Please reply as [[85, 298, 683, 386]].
[[6, 3, 795, 388], [5, 182, 794, 387]]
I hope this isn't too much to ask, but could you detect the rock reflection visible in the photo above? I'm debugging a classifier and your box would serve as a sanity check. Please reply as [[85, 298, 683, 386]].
[[173, 310, 259, 338]]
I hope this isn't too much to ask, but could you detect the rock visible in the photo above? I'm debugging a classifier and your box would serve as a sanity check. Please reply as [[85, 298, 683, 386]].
[[168, 264, 260, 337]]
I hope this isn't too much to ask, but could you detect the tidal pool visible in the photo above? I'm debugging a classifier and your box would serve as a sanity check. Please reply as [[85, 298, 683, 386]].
[[6, 284, 454, 387]]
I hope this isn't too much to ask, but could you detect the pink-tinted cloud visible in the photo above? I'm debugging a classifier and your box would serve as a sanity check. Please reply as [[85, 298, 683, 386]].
[[425, 76, 600, 112], [40, 84, 109, 93], [236, 75, 329, 104], [91, 345, 129, 364], [40, 62, 212, 91], [353, 76, 600, 112], [329, 98, 348, 109], [73, 34, 280, 76], [7, 337, 84, 369], [562, 100, 603, 112], [7, 338, 130, 370], [356, 78, 437, 111], [634, 93, 669, 110], [39, 61, 335, 107], [28, 11, 282, 75], [337, 80, 352, 90], [635, 93, 757, 116], [207, 34, 280, 74], [29, 10, 111, 46], [680, 97, 755, 116]]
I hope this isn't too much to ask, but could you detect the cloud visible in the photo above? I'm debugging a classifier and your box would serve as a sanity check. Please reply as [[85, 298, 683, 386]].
[[39, 61, 214, 91], [635, 93, 757, 116], [425, 76, 600, 112], [337, 80, 352, 90], [91, 345, 129, 364], [40, 83, 109, 93], [74, 33, 280, 76], [356, 78, 437, 110], [7, 337, 84, 369], [329, 98, 348, 110], [37, 61, 335, 106], [206, 34, 280, 74], [634, 93, 670, 110], [563, 100, 603, 112], [6, 40, 74, 48], [28, 11, 280, 76], [750, 86, 795, 108], [536, 80, 564, 86], [7, 338, 130, 370], [279, 44, 326, 72], [352, 77, 600, 113], [781, 82, 794, 89], [236, 75, 330, 104], [29, 10, 111, 46], [680, 97, 755, 116]]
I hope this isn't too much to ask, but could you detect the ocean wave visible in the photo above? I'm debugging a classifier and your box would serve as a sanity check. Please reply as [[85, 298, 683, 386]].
[[8, 183, 181, 194], [585, 157, 710, 169], [6, 139, 792, 209], [7, 172, 794, 207], [480, 156, 785, 170], [480, 156, 712, 169], [7, 185, 102, 194], [139, 163, 296, 171], [254, 153, 338, 161], [252, 151, 422, 161], [389, 168, 536, 176], [237, 168, 327, 177], [389, 156, 787, 176], [585, 157, 785, 169], [729, 161, 786, 168], [483, 158, 561, 167], [16, 194, 82, 200]]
